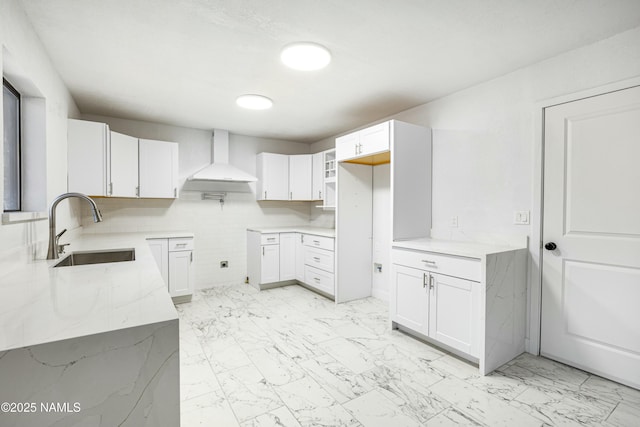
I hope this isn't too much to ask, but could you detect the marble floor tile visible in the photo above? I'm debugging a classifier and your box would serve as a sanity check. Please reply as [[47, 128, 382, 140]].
[[176, 285, 640, 427], [247, 345, 307, 386], [343, 389, 421, 427], [322, 337, 377, 374], [605, 402, 640, 427], [180, 389, 240, 427], [241, 406, 302, 427], [217, 364, 284, 422], [430, 377, 543, 427], [274, 376, 361, 427], [180, 355, 221, 402], [298, 354, 375, 404], [200, 336, 253, 373]]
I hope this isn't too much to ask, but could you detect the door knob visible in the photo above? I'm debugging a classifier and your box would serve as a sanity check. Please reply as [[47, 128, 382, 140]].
[[544, 242, 557, 251]]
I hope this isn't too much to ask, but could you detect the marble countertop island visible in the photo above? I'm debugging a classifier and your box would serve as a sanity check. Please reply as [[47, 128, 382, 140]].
[[0, 232, 187, 352]]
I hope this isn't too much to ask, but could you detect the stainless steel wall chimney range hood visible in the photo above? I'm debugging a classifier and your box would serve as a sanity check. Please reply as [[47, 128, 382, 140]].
[[188, 130, 257, 182]]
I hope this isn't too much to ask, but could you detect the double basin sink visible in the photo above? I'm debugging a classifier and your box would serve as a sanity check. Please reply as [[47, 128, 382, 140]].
[[54, 249, 136, 268]]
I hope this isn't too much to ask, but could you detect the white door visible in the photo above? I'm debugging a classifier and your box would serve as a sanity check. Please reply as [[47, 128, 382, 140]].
[[261, 245, 280, 284], [110, 131, 139, 197], [541, 85, 640, 390], [169, 250, 192, 297], [289, 154, 312, 200], [390, 264, 429, 334]]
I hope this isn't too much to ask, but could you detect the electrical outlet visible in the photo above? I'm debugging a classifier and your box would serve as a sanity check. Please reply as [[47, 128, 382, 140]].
[[514, 211, 530, 225], [220, 261, 228, 268], [450, 216, 459, 228]]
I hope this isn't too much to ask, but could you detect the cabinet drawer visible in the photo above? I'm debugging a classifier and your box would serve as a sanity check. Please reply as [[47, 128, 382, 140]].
[[169, 238, 194, 252], [261, 233, 280, 245], [392, 248, 481, 282], [302, 234, 334, 251], [304, 246, 334, 273], [304, 265, 335, 296]]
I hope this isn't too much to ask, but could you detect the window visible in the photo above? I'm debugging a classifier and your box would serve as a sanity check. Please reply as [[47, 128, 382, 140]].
[[3, 78, 21, 212]]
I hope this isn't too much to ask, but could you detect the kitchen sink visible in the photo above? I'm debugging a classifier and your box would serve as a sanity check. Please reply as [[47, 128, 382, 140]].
[[53, 249, 136, 267]]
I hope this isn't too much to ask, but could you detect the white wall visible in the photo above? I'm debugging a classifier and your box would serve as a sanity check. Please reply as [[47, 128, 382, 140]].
[[312, 26, 640, 347], [0, 0, 80, 275], [79, 114, 318, 288]]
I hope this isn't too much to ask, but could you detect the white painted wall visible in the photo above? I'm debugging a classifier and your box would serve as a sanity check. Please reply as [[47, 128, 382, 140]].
[[79, 114, 316, 288], [0, 0, 80, 276], [311, 26, 640, 348]]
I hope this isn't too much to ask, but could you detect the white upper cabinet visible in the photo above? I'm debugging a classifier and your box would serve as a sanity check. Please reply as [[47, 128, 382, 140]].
[[256, 153, 289, 200], [139, 138, 179, 198], [335, 131, 359, 162], [289, 154, 312, 200], [68, 119, 109, 196], [312, 152, 323, 200], [68, 119, 179, 199], [336, 122, 390, 162], [110, 131, 139, 198]]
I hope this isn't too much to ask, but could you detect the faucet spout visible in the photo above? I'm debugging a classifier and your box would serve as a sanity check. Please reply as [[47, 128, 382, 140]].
[[47, 192, 103, 260]]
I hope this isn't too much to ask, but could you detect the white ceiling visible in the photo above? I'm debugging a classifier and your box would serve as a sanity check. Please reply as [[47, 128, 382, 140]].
[[19, 0, 640, 142]]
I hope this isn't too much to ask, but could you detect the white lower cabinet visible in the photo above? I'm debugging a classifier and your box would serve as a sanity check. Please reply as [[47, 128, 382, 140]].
[[247, 230, 335, 297], [148, 236, 194, 303], [429, 273, 480, 357], [295, 233, 305, 282], [279, 233, 296, 281], [391, 251, 480, 358], [391, 265, 430, 334], [391, 244, 527, 375]]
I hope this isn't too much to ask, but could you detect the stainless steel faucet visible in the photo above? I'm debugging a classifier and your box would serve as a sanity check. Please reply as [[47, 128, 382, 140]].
[[47, 192, 103, 260]]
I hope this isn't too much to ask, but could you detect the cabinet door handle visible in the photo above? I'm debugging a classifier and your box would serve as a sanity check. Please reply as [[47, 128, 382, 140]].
[[421, 259, 437, 265], [290, 192, 293, 200], [313, 277, 321, 282], [313, 240, 320, 245], [190, 252, 193, 263], [264, 191, 267, 199], [313, 257, 321, 261], [109, 182, 113, 196], [429, 273, 434, 291], [262, 247, 264, 256], [174, 188, 177, 197], [301, 235, 304, 243], [319, 190, 322, 199], [135, 186, 139, 197], [423, 273, 428, 288]]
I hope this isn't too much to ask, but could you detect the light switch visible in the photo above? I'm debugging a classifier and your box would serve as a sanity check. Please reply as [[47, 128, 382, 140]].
[[514, 211, 530, 225]]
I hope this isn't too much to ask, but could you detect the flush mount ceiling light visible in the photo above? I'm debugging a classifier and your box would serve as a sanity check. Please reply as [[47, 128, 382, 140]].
[[236, 94, 273, 110], [280, 42, 331, 71]]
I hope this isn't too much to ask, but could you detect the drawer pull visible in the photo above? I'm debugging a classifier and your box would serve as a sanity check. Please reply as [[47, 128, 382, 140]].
[[313, 257, 321, 261], [313, 240, 320, 245], [175, 243, 187, 247], [421, 259, 437, 265], [313, 277, 321, 282], [267, 238, 276, 241]]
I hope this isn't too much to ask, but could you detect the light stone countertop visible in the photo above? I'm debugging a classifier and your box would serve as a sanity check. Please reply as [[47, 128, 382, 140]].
[[0, 232, 190, 352], [392, 237, 526, 258], [247, 226, 335, 238]]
